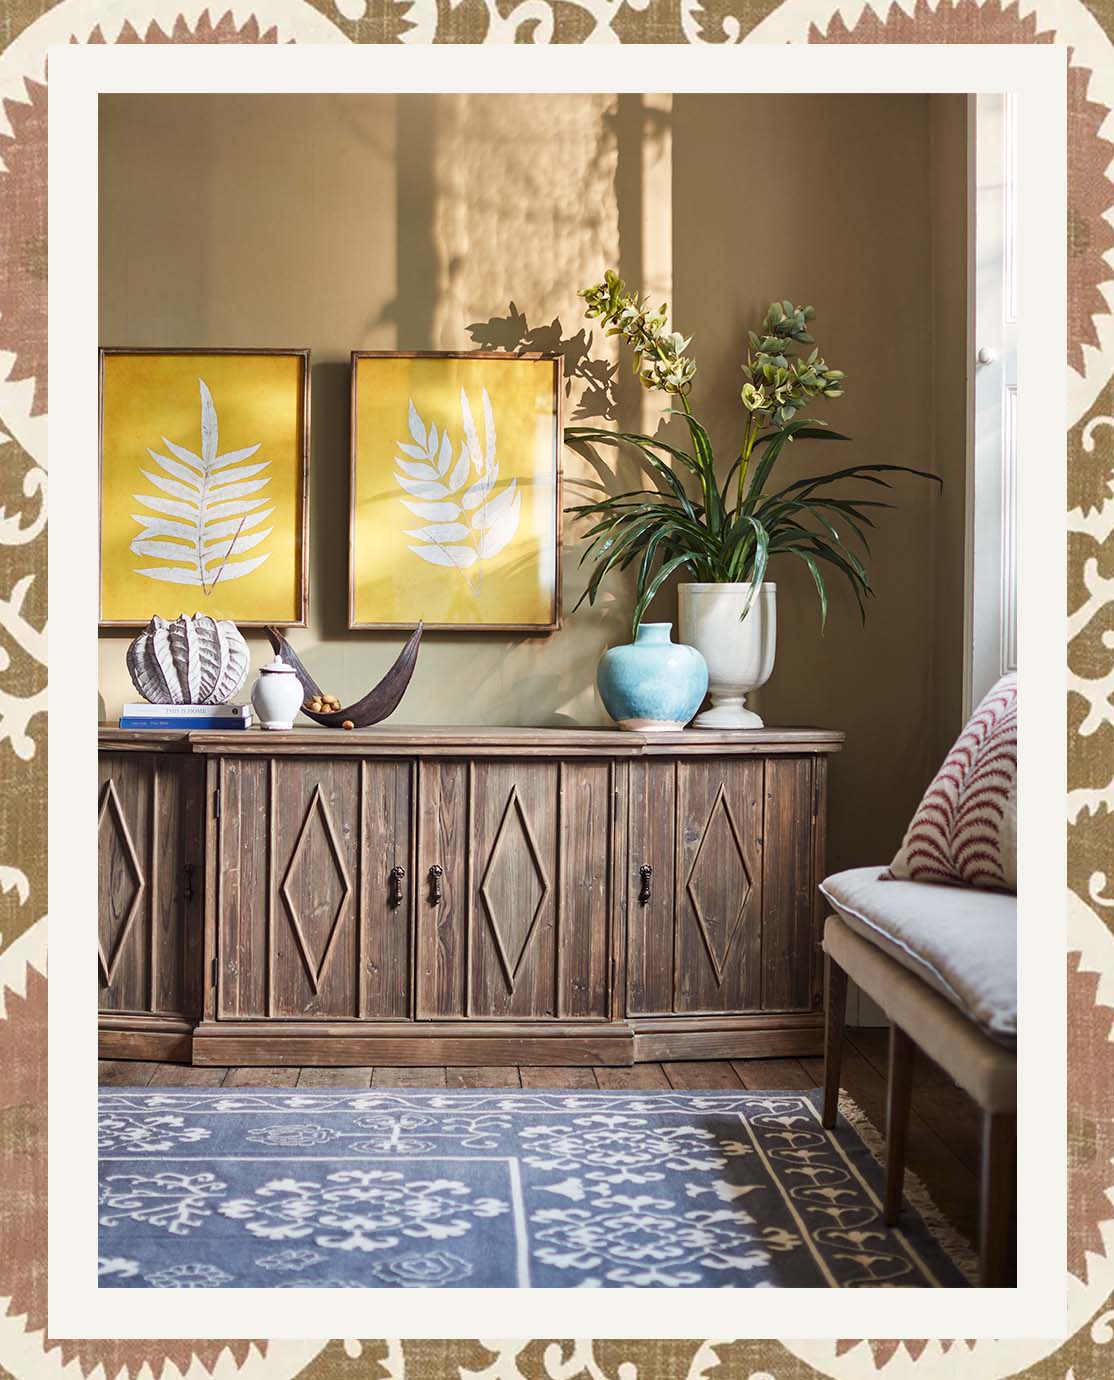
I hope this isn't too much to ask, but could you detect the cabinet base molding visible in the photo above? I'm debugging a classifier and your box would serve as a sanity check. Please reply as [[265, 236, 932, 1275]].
[[101, 1015, 825, 1068], [630, 1015, 823, 1063], [99, 1014, 194, 1063], [191, 1021, 636, 1067]]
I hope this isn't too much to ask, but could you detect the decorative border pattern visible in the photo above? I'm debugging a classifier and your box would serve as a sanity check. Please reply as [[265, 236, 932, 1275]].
[[1, 0, 1111, 1375]]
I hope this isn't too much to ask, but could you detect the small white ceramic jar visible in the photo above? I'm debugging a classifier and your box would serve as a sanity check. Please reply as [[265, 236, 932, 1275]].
[[251, 658, 304, 730]]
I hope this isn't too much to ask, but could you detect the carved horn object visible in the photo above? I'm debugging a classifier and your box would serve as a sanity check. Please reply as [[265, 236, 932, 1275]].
[[264, 622, 422, 728]]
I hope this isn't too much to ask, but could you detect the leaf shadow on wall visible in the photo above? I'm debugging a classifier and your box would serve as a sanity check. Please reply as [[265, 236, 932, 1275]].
[[467, 302, 619, 425], [466, 301, 689, 519]]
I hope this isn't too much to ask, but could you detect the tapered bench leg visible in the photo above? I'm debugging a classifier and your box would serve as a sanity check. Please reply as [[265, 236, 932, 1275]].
[[883, 1023, 915, 1225], [980, 1111, 1017, 1286], [822, 952, 848, 1128]]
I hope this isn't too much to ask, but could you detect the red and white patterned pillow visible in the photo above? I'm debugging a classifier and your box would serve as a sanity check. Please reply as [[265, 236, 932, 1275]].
[[888, 673, 1017, 892]]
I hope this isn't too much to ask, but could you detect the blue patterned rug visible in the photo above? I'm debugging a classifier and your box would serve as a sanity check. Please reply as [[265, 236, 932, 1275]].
[[98, 1089, 972, 1289]]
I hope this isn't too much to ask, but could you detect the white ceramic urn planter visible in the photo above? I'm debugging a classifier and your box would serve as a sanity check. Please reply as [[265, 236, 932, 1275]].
[[678, 582, 776, 729]]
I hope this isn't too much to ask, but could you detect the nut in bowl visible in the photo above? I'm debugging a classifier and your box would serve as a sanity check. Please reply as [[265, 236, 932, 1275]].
[[264, 623, 423, 729]]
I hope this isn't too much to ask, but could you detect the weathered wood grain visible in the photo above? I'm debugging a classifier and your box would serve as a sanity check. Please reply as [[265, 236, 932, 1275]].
[[557, 760, 612, 1020], [416, 760, 469, 1017], [98, 753, 204, 1023], [445, 1066, 522, 1088], [101, 731, 840, 1068], [519, 1066, 599, 1089], [469, 761, 558, 1020], [762, 756, 814, 1011], [625, 759, 675, 1015], [673, 758, 764, 1014]]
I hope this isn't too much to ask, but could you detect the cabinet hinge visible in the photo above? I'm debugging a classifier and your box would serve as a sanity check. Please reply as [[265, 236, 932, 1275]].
[[213, 787, 221, 819]]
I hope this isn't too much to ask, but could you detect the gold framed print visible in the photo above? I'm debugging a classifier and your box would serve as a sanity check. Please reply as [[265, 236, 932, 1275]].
[[349, 351, 562, 632], [99, 347, 310, 627]]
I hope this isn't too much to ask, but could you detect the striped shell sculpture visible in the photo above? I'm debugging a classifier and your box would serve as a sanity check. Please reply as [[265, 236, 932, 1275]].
[[126, 613, 250, 705]]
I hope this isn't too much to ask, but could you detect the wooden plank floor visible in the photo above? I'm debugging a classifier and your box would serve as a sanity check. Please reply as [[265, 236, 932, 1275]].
[[99, 1028, 981, 1243]]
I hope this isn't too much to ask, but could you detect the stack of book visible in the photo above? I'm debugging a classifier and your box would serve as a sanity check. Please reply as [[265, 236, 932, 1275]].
[[119, 703, 254, 730]]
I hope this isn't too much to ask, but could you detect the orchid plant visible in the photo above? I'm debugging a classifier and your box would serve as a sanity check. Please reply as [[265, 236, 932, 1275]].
[[566, 271, 938, 635]]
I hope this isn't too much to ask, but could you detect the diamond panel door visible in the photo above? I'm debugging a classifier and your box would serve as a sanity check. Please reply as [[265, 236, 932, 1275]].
[[672, 758, 765, 1013], [217, 756, 412, 1019], [98, 751, 204, 1020], [416, 759, 613, 1020], [470, 761, 559, 1018]]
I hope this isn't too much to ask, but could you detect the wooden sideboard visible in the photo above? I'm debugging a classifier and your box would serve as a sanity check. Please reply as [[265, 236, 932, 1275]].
[[98, 724, 843, 1066]]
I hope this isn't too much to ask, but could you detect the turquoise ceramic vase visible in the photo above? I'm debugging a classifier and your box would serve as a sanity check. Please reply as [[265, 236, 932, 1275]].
[[596, 622, 709, 731]]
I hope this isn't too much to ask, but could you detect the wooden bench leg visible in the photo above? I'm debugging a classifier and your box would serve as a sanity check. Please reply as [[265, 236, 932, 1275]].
[[883, 1023, 915, 1226], [822, 952, 848, 1128], [980, 1110, 1017, 1286]]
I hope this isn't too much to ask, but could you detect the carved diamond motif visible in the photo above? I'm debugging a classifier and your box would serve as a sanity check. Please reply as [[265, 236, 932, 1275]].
[[98, 779, 145, 985], [479, 787, 551, 992], [685, 783, 752, 983], [280, 786, 353, 993]]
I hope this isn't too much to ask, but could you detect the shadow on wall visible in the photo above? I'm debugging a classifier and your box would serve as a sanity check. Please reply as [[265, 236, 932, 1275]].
[[466, 301, 705, 530], [466, 303, 620, 424], [311, 359, 352, 644]]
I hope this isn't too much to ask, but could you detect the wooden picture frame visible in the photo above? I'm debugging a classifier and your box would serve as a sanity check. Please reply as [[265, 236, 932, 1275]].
[[348, 350, 563, 633], [98, 346, 311, 628]]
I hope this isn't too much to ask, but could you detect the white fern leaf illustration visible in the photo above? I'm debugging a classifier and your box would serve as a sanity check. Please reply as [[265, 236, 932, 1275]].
[[445, 444, 470, 492], [211, 444, 263, 471], [408, 400, 426, 449], [461, 468, 496, 511], [400, 499, 461, 522], [395, 457, 440, 482], [395, 474, 450, 500], [147, 448, 202, 486], [210, 460, 269, 486], [409, 544, 477, 569], [160, 438, 205, 470], [460, 389, 483, 474], [130, 378, 273, 594], [476, 489, 521, 560], [405, 522, 470, 544], [394, 387, 522, 583]]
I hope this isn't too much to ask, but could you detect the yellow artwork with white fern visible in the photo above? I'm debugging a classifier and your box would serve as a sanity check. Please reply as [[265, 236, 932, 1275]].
[[350, 354, 561, 630], [100, 350, 307, 625]]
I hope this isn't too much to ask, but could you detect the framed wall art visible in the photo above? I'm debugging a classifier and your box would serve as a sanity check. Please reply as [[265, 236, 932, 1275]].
[[99, 347, 310, 627], [349, 350, 562, 632]]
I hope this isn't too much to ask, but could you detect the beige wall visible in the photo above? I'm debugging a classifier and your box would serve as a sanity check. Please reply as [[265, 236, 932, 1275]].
[[99, 92, 967, 874]]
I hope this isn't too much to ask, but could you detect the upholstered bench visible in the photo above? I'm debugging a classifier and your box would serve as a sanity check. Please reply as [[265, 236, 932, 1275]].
[[819, 866, 1017, 1287]]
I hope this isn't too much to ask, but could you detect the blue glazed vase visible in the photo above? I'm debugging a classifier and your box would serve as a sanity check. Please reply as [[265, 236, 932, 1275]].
[[596, 622, 709, 732]]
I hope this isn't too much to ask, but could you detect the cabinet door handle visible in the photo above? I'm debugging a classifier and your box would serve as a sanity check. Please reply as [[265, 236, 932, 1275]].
[[388, 865, 405, 908], [638, 864, 653, 906], [183, 863, 195, 904], [428, 864, 443, 905]]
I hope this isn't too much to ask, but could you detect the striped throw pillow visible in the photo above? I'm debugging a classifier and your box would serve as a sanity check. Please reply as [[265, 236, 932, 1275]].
[[888, 673, 1017, 892]]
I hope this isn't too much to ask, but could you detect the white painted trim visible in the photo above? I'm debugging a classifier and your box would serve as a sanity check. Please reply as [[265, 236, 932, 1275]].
[[968, 92, 1021, 714]]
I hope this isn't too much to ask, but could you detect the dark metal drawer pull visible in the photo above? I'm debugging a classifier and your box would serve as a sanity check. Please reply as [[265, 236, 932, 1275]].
[[389, 865, 405, 908], [429, 864, 443, 905], [638, 864, 653, 906]]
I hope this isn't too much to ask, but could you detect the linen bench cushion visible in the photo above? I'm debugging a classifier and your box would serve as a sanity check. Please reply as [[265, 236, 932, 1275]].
[[819, 865, 1016, 1045], [823, 913, 1016, 1113]]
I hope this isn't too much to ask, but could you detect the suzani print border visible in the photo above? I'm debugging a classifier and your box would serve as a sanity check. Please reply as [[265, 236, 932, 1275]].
[[0, 7, 1106, 1380]]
